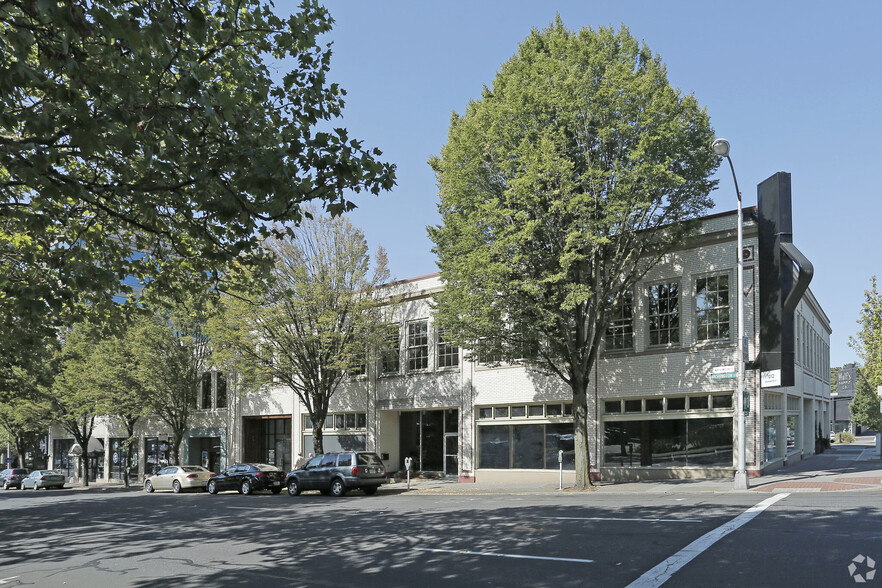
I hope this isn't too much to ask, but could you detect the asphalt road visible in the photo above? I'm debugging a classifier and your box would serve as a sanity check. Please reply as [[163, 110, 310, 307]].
[[1, 486, 880, 587]]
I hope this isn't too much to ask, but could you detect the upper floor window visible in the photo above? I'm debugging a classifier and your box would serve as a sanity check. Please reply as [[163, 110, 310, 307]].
[[216, 372, 227, 408], [200, 372, 212, 409], [407, 321, 429, 371], [381, 324, 400, 374], [648, 282, 680, 346], [437, 328, 459, 368], [695, 274, 730, 341], [605, 290, 634, 351]]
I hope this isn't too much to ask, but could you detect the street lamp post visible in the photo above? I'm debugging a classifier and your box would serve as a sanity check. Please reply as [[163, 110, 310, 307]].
[[713, 138, 750, 490]]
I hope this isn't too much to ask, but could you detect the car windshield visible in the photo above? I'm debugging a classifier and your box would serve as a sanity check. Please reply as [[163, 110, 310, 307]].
[[180, 466, 205, 473], [13, 469, 27, 475], [357, 453, 383, 466], [256, 464, 280, 472]]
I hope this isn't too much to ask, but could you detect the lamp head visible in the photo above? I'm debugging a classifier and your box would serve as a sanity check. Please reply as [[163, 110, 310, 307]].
[[712, 138, 730, 157]]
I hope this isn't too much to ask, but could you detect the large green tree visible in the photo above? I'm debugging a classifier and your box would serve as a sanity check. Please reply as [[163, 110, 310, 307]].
[[429, 21, 718, 488], [850, 277, 882, 391], [850, 369, 881, 432], [136, 293, 214, 467], [51, 322, 112, 487], [0, 0, 395, 346], [211, 211, 389, 455]]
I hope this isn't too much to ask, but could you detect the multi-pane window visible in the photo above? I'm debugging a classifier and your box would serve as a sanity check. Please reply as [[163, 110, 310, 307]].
[[437, 328, 459, 368], [381, 324, 400, 374], [216, 372, 227, 408], [648, 282, 680, 345], [695, 274, 730, 341], [606, 290, 634, 351], [200, 372, 212, 409], [407, 321, 429, 371]]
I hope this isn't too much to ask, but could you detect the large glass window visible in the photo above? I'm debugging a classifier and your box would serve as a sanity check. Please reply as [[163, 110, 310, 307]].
[[606, 290, 634, 351], [603, 418, 732, 467], [648, 282, 680, 345], [437, 328, 459, 368], [765, 415, 778, 462], [786, 415, 798, 451], [477, 423, 575, 470], [696, 274, 730, 341], [407, 321, 428, 371]]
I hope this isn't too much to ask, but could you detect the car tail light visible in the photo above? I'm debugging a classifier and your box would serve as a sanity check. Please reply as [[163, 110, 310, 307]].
[[40, 476, 46, 481], [255, 472, 267, 478], [186, 474, 199, 479], [351, 466, 359, 476], [209, 473, 216, 477]]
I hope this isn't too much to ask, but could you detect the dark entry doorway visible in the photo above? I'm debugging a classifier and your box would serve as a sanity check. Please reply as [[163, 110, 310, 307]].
[[399, 409, 458, 475]]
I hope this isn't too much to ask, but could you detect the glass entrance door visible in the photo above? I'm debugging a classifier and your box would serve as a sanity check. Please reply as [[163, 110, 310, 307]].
[[399, 409, 459, 474]]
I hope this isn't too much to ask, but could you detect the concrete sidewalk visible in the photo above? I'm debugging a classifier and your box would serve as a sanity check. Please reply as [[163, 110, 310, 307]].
[[386, 436, 882, 496], [59, 436, 882, 496]]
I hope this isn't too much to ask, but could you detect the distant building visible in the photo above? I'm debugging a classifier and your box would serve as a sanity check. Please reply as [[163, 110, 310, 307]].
[[832, 363, 857, 434]]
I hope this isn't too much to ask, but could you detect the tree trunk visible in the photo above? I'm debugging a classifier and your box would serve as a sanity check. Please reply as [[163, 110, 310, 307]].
[[81, 453, 89, 487], [172, 431, 184, 466], [572, 376, 593, 490], [313, 422, 324, 455]]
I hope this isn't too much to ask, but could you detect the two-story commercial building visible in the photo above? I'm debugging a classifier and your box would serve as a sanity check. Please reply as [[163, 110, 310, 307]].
[[50, 204, 831, 485]]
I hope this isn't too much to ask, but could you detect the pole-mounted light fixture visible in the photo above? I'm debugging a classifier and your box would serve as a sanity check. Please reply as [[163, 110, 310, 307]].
[[714, 137, 749, 490]]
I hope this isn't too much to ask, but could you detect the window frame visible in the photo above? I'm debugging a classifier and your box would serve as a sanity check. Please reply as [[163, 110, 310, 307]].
[[694, 272, 732, 343], [647, 280, 681, 347]]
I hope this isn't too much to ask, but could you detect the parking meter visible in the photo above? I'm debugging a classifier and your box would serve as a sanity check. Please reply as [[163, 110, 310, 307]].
[[558, 450, 564, 490], [404, 457, 413, 490]]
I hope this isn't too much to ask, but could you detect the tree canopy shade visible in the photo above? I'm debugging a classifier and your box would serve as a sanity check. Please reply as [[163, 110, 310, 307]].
[[210, 211, 389, 455], [849, 370, 881, 433], [0, 0, 395, 338], [428, 21, 718, 489]]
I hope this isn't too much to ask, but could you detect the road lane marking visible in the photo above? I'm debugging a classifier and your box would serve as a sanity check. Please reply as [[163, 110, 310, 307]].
[[0, 577, 20, 585], [541, 517, 701, 523], [626, 493, 790, 588], [415, 548, 593, 564], [94, 520, 150, 528]]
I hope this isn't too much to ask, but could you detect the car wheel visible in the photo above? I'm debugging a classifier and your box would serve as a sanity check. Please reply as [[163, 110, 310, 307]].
[[363, 486, 378, 496], [241, 479, 252, 495], [207, 480, 218, 494], [33, 483, 39, 491], [287, 478, 301, 496], [172, 480, 182, 494], [145, 480, 154, 493], [3, 482, 8, 490], [330, 478, 346, 497]]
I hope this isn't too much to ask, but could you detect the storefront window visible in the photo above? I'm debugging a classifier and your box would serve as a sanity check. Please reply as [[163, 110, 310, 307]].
[[765, 416, 778, 462], [477, 423, 575, 470], [786, 415, 797, 450], [603, 418, 732, 467]]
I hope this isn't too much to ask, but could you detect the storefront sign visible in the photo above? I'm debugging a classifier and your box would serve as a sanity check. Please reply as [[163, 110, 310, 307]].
[[761, 369, 782, 388]]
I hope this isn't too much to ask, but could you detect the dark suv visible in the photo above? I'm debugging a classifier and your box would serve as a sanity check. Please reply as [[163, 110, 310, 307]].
[[0, 468, 29, 490], [286, 452, 386, 497], [206, 463, 284, 495]]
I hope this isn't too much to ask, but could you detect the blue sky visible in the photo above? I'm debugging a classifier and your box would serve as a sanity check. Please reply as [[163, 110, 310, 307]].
[[274, 0, 881, 369]]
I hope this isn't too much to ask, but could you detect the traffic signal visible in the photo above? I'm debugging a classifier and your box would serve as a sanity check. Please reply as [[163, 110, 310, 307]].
[[757, 172, 813, 388]]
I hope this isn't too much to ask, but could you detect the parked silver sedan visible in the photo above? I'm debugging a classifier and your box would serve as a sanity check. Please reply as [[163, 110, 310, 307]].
[[22, 470, 65, 490], [144, 465, 215, 493]]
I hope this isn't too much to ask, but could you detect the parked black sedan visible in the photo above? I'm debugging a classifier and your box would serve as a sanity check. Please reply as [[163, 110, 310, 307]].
[[205, 463, 284, 495]]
